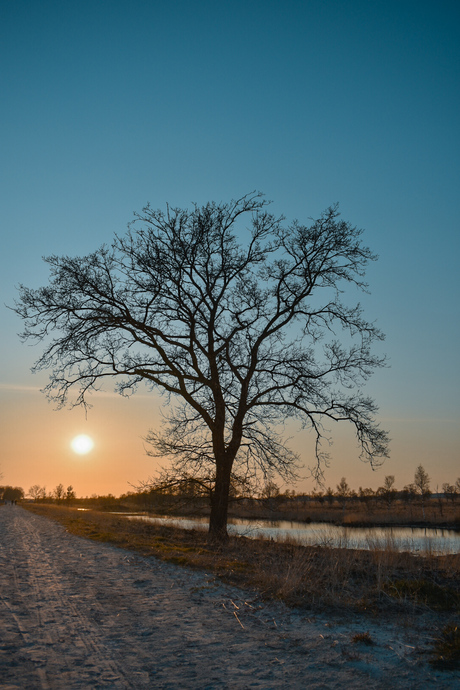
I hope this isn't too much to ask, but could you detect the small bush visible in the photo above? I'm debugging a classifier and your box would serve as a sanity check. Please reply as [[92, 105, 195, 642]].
[[352, 631, 374, 646]]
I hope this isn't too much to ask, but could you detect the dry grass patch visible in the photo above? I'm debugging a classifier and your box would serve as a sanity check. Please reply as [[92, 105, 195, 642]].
[[431, 623, 460, 669], [22, 504, 459, 618]]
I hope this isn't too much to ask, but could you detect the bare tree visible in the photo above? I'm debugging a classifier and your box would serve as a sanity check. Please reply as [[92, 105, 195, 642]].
[[325, 487, 335, 505], [53, 483, 65, 503], [65, 485, 76, 502], [377, 474, 397, 510], [259, 480, 281, 500], [441, 482, 457, 503], [413, 465, 431, 519], [336, 476, 352, 513], [28, 485, 46, 501], [13, 193, 389, 540], [358, 486, 375, 513]]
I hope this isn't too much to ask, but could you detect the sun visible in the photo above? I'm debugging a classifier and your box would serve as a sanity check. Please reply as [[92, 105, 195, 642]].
[[71, 434, 94, 455]]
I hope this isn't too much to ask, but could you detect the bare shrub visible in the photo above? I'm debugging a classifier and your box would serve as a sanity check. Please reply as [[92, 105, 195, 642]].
[[352, 631, 374, 645]]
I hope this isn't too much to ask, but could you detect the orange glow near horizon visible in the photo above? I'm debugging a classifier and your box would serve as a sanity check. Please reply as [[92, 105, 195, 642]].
[[1, 383, 459, 499]]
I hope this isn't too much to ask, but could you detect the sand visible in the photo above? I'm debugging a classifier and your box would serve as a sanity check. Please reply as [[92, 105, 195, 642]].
[[0, 504, 458, 689]]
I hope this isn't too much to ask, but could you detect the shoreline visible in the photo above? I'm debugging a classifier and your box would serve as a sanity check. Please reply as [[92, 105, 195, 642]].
[[21, 497, 460, 531]]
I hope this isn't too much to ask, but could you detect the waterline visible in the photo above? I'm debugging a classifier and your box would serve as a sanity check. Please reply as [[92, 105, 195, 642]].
[[121, 514, 460, 555]]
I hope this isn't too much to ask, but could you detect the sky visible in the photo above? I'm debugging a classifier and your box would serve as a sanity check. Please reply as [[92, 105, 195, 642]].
[[1, 0, 459, 498]]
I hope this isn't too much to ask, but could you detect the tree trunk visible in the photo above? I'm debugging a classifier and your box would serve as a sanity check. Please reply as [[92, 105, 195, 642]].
[[208, 460, 232, 542]]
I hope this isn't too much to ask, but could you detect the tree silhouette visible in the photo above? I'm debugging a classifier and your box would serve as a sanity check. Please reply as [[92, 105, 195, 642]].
[[377, 474, 397, 509], [28, 484, 46, 501], [1, 486, 24, 503], [53, 483, 65, 503], [413, 464, 431, 519], [14, 193, 389, 540], [336, 476, 352, 512], [65, 485, 76, 502]]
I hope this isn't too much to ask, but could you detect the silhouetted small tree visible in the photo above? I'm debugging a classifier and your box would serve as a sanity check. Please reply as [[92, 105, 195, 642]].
[[53, 483, 65, 503], [400, 484, 416, 516], [336, 477, 352, 513], [413, 465, 431, 519], [325, 487, 335, 505], [442, 482, 457, 503], [456, 478, 460, 502], [358, 486, 375, 513], [28, 485, 46, 501], [377, 475, 397, 510], [311, 489, 325, 504], [65, 485, 76, 502]]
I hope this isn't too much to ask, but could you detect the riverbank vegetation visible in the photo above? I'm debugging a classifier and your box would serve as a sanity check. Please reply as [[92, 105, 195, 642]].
[[25, 466, 460, 530], [22, 503, 459, 610], [66, 489, 460, 529]]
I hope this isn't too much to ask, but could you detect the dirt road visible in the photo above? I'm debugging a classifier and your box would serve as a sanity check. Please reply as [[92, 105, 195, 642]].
[[0, 505, 457, 688]]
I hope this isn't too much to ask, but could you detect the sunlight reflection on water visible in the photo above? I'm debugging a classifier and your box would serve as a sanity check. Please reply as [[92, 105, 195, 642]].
[[121, 514, 460, 555]]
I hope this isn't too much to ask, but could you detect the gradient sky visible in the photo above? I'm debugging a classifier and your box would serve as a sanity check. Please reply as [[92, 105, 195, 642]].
[[1, 0, 459, 498]]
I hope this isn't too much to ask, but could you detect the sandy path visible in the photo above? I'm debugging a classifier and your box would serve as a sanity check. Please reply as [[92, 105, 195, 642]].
[[0, 505, 457, 689]]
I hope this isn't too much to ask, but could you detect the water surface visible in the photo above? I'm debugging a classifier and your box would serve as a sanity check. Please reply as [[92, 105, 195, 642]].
[[122, 514, 460, 555]]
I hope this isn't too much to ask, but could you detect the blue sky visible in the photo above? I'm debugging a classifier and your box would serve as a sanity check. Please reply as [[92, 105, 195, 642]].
[[1, 0, 459, 496]]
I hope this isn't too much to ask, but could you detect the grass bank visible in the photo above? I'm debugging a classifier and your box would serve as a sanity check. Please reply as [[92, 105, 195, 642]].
[[23, 504, 459, 616]]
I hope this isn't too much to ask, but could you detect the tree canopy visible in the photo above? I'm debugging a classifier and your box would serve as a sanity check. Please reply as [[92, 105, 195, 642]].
[[14, 192, 389, 539]]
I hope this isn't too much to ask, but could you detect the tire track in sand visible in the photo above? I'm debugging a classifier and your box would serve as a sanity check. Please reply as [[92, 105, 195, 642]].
[[0, 506, 137, 689], [1, 505, 458, 689]]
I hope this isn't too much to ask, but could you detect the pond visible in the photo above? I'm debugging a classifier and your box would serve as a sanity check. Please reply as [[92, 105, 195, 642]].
[[121, 514, 460, 555]]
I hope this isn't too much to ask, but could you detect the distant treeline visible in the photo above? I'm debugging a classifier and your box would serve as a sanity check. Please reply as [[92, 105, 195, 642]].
[[0, 485, 24, 503], [24, 465, 460, 509]]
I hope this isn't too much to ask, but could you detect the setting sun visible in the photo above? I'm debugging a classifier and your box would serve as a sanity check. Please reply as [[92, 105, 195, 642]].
[[71, 434, 94, 455]]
